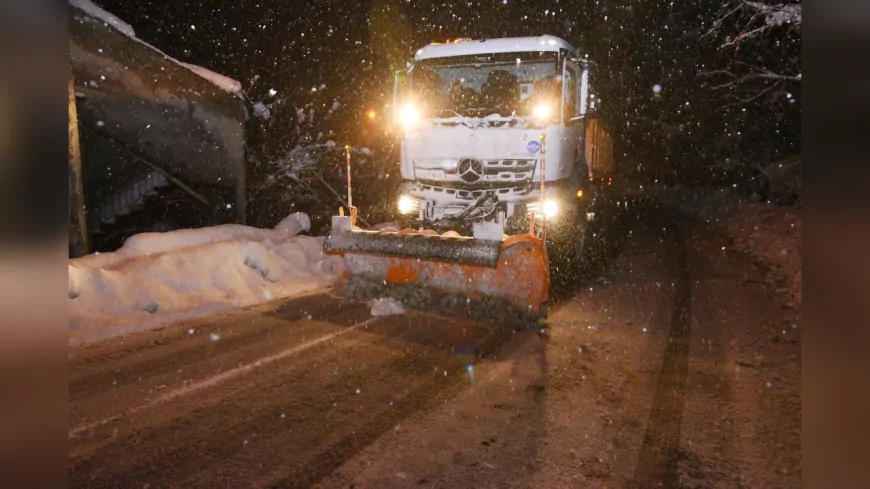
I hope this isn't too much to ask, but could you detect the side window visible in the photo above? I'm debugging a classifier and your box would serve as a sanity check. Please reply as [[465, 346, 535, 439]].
[[564, 67, 577, 121]]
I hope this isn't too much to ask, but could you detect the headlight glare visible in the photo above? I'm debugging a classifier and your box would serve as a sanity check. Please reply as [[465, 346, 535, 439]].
[[397, 194, 420, 215], [543, 199, 559, 218], [399, 104, 418, 127], [532, 103, 551, 120], [527, 199, 560, 219]]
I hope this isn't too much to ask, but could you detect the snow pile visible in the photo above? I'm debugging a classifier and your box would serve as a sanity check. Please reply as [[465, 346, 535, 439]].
[[252, 101, 271, 121], [69, 213, 345, 340], [369, 298, 406, 317]]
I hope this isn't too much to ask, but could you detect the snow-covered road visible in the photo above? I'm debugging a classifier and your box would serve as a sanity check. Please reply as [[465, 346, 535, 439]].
[[68, 199, 801, 488]]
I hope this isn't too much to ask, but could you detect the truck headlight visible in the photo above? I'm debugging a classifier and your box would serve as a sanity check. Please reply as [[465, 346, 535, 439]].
[[399, 104, 419, 127], [543, 199, 559, 218], [532, 103, 551, 119], [397, 194, 421, 215], [527, 199, 560, 219]]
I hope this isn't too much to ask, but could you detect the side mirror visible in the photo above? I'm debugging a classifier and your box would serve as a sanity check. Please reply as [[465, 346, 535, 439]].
[[578, 68, 589, 116]]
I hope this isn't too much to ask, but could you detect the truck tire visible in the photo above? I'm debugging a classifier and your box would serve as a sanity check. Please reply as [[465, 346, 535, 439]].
[[545, 216, 589, 292]]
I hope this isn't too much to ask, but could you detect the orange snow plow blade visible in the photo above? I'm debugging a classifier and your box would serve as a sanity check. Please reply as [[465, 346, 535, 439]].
[[323, 216, 549, 324]]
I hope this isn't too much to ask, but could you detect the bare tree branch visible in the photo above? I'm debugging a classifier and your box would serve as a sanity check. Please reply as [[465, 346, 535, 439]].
[[717, 81, 782, 110], [705, 0, 801, 47], [708, 71, 801, 90], [742, 1, 801, 26], [700, 2, 744, 41], [700, 59, 801, 92], [721, 24, 768, 47]]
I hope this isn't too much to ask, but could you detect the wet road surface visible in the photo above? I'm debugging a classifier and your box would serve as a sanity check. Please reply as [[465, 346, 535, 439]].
[[69, 200, 801, 488]]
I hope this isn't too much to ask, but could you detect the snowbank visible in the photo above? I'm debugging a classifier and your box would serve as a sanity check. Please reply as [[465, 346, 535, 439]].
[[69, 213, 345, 342]]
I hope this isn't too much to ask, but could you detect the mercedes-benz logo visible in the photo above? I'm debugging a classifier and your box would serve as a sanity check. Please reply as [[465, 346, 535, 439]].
[[458, 159, 484, 183]]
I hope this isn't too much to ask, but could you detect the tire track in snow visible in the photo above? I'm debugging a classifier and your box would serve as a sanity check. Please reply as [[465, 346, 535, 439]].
[[68, 316, 383, 440], [632, 220, 693, 487]]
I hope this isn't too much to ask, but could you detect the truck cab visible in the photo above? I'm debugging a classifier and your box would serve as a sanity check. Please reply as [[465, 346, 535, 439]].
[[392, 35, 600, 234]]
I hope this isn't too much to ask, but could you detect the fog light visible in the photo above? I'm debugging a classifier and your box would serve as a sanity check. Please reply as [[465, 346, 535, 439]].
[[543, 200, 559, 218], [527, 199, 560, 219], [397, 194, 420, 215]]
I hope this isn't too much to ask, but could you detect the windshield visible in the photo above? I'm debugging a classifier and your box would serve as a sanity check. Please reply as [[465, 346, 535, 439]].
[[409, 51, 560, 118]]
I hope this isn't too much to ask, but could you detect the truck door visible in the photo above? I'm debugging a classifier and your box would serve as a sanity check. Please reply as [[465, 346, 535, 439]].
[[562, 59, 585, 188]]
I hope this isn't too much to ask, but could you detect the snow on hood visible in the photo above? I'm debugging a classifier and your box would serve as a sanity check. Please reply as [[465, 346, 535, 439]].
[[70, 0, 245, 98], [432, 113, 531, 129]]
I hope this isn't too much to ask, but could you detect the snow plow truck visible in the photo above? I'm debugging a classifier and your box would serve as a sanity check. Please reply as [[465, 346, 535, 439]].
[[324, 35, 615, 323]]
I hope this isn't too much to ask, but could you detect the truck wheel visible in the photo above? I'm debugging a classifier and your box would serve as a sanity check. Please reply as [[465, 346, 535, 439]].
[[545, 218, 589, 291], [572, 220, 589, 270]]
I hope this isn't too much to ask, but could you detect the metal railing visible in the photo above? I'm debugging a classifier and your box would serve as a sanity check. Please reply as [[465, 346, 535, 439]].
[[81, 124, 209, 232]]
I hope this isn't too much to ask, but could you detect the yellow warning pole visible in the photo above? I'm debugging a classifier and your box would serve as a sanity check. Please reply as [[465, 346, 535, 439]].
[[345, 145, 353, 210], [539, 134, 547, 241], [346, 145, 358, 226]]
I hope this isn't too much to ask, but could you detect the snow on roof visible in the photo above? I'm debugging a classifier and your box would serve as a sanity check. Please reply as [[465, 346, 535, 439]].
[[414, 35, 579, 61], [178, 62, 243, 94], [70, 0, 135, 38], [70, 0, 245, 98]]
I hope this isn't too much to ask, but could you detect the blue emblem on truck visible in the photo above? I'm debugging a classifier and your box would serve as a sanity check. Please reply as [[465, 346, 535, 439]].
[[527, 140, 540, 153]]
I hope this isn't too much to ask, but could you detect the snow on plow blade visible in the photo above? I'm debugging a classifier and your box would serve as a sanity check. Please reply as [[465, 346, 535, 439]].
[[323, 216, 549, 323]]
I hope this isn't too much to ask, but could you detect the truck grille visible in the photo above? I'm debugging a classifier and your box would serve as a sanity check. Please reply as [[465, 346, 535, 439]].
[[418, 183, 533, 200], [414, 158, 536, 186]]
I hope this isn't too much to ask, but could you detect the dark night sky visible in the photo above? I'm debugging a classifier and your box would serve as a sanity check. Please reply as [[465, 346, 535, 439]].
[[93, 0, 801, 177], [94, 0, 602, 104]]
